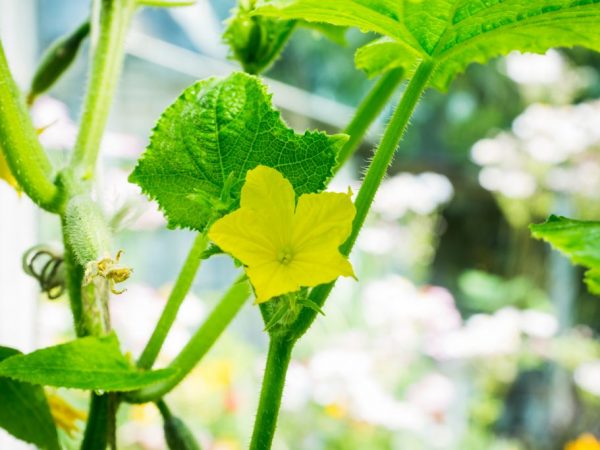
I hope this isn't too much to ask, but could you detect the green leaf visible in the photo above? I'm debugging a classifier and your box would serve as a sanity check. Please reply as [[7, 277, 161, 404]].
[[300, 22, 347, 46], [531, 215, 600, 295], [130, 72, 346, 231], [0, 334, 177, 392], [0, 347, 60, 450], [256, 0, 600, 90], [584, 268, 600, 296]]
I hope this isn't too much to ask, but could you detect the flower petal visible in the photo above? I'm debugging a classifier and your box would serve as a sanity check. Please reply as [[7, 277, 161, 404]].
[[289, 253, 355, 288], [0, 151, 18, 191], [290, 190, 356, 287], [240, 165, 294, 248], [247, 262, 301, 303], [208, 209, 276, 267], [292, 191, 355, 252]]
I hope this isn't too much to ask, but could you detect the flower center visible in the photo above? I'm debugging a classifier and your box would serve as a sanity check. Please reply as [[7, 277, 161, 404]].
[[277, 246, 294, 265]]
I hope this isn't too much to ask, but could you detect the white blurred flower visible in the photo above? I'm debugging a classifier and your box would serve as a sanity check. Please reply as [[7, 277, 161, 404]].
[[471, 134, 520, 166], [505, 50, 566, 86], [31, 96, 145, 158], [519, 310, 558, 338], [362, 276, 462, 338], [356, 223, 404, 255], [32, 96, 78, 150], [428, 307, 522, 360], [282, 362, 311, 412], [574, 361, 600, 397], [472, 99, 600, 200], [372, 172, 453, 220], [406, 373, 456, 419], [478, 167, 536, 199]]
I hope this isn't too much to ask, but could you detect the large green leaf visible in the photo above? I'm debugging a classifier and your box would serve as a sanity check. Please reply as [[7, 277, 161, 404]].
[[0, 334, 176, 392], [130, 72, 346, 231], [256, 0, 600, 90], [0, 347, 60, 450], [531, 215, 600, 295]]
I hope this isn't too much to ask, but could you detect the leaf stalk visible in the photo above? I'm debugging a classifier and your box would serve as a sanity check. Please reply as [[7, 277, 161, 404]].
[[137, 233, 209, 370]]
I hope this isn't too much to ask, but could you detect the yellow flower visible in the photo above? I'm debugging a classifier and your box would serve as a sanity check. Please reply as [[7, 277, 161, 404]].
[[566, 434, 600, 450], [208, 165, 355, 303], [0, 151, 18, 191], [46, 392, 87, 437]]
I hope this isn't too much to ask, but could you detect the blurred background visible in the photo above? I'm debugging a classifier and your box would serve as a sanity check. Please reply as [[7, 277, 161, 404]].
[[1, 0, 600, 449]]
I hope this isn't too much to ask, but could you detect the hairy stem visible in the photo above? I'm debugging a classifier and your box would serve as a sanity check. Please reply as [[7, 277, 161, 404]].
[[70, 0, 136, 178], [248, 61, 435, 450], [62, 238, 87, 338], [249, 337, 293, 450], [0, 41, 60, 211], [292, 59, 436, 340], [137, 233, 208, 369], [125, 276, 250, 403], [334, 68, 404, 173]]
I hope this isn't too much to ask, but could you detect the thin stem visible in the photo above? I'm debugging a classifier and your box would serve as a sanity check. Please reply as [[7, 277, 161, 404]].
[[137, 233, 208, 369], [0, 41, 60, 211], [70, 0, 136, 178], [291, 59, 436, 341], [249, 337, 293, 450], [334, 68, 404, 173], [125, 276, 250, 403]]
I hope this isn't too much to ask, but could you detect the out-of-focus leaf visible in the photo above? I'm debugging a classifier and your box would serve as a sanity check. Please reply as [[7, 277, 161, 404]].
[[0, 333, 177, 391], [531, 215, 600, 296], [0, 346, 60, 450]]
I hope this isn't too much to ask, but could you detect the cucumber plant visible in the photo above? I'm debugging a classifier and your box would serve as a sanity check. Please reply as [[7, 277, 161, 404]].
[[1, 0, 599, 449]]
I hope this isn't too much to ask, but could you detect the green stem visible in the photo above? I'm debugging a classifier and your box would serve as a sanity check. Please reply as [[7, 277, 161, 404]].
[[342, 60, 435, 255], [81, 393, 117, 450], [137, 233, 208, 369], [291, 59, 436, 341], [70, 0, 136, 178], [249, 337, 293, 450], [62, 238, 87, 337], [334, 68, 404, 173], [125, 276, 250, 403], [0, 41, 60, 211]]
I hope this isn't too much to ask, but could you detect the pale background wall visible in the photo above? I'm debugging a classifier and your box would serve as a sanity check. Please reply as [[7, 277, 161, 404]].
[[0, 1, 39, 448]]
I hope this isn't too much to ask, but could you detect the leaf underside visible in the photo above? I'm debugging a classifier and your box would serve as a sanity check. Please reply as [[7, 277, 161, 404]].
[[0, 347, 60, 450], [531, 215, 600, 295], [0, 334, 176, 392], [130, 72, 346, 231], [256, 0, 600, 90]]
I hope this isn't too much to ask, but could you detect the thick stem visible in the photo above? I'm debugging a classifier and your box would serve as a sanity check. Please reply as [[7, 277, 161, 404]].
[[291, 60, 436, 341], [137, 233, 208, 369], [334, 68, 404, 173], [70, 0, 136, 178], [81, 393, 118, 450], [125, 277, 250, 403], [62, 239, 87, 338], [249, 337, 293, 450], [0, 41, 60, 211]]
